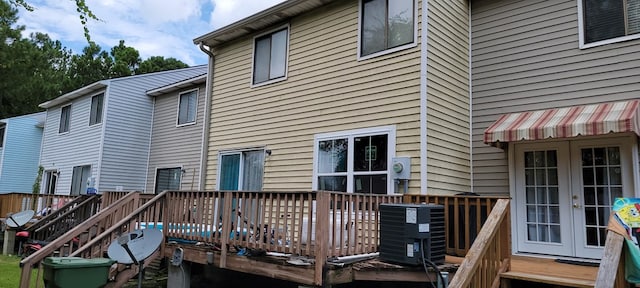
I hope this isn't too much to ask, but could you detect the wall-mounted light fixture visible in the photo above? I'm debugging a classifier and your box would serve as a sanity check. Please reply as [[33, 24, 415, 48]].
[[265, 149, 272, 156]]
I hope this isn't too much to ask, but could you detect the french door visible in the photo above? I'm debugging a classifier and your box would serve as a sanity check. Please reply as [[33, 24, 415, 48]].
[[514, 138, 635, 259]]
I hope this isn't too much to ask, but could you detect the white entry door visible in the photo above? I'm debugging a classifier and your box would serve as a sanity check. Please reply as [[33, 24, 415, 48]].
[[514, 137, 636, 259], [570, 139, 634, 259], [514, 142, 573, 256]]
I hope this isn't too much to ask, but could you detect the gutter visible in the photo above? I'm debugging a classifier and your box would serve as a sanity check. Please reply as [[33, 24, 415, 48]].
[[198, 43, 215, 190], [420, 0, 429, 195]]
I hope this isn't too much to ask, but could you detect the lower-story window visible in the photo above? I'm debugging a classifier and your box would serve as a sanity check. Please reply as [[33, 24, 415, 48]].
[[314, 126, 395, 194], [155, 167, 182, 194], [219, 149, 265, 191]]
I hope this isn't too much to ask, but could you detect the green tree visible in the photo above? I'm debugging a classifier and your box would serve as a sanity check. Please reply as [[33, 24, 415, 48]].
[[66, 41, 112, 88], [137, 56, 189, 74], [110, 40, 140, 77], [0, 1, 71, 119]]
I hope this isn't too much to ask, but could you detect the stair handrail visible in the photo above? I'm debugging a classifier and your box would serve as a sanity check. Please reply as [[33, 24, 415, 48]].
[[19, 191, 142, 288], [448, 199, 511, 288], [25, 195, 91, 234], [595, 231, 629, 288], [70, 191, 168, 288], [70, 191, 167, 258], [30, 195, 102, 241]]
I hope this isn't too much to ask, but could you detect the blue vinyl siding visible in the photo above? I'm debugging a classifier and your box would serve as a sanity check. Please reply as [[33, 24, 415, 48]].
[[0, 113, 45, 193]]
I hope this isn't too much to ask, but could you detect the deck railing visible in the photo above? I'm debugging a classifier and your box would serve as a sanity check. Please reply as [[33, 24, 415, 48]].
[[595, 231, 631, 288], [27, 195, 102, 242], [18, 190, 509, 287], [447, 199, 511, 288], [163, 190, 402, 285], [101, 191, 134, 207], [164, 191, 402, 255], [0, 193, 76, 219], [404, 194, 509, 256], [19, 191, 145, 288]]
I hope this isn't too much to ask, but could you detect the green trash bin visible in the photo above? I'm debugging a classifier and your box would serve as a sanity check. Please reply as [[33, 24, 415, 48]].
[[42, 257, 115, 288]]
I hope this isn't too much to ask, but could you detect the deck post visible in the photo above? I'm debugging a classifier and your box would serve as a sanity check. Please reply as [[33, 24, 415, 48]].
[[314, 192, 330, 286], [220, 194, 233, 268], [595, 231, 625, 288]]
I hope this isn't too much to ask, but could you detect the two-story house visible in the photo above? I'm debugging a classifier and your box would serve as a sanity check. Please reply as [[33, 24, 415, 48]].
[[0, 112, 45, 193], [193, 0, 471, 195], [145, 73, 208, 193], [192, 0, 640, 263], [472, 0, 640, 259], [38, 66, 207, 196]]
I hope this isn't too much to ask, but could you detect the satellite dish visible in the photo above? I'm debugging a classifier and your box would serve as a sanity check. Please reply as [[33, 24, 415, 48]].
[[5, 210, 35, 228], [108, 229, 163, 288], [107, 229, 163, 264]]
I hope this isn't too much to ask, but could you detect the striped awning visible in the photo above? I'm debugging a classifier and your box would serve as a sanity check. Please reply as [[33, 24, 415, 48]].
[[484, 100, 640, 145]]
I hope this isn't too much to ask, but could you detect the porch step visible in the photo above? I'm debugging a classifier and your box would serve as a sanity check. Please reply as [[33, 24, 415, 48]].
[[500, 271, 595, 288]]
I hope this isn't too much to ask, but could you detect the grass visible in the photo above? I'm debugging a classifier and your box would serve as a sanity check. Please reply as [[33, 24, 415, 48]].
[[0, 254, 40, 287]]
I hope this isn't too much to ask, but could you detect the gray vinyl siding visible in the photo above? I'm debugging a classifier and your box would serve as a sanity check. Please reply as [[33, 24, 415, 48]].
[[99, 66, 207, 192], [146, 84, 206, 192], [426, 0, 471, 194], [471, 0, 640, 195], [40, 95, 104, 195]]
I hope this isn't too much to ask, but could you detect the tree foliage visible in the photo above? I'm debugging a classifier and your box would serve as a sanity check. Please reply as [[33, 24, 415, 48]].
[[8, 0, 98, 41], [0, 0, 190, 119], [137, 56, 189, 74]]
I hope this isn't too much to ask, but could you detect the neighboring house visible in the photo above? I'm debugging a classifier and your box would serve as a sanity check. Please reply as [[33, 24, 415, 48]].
[[472, 0, 640, 259], [0, 112, 45, 193], [145, 73, 207, 193], [38, 66, 207, 196], [192, 0, 472, 195]]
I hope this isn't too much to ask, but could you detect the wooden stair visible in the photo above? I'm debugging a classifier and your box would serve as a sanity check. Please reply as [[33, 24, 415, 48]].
[[500, 256, 597, 288]]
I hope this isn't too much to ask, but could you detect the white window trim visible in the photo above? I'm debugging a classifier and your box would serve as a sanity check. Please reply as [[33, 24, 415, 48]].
[[0, 123, 5, 148], [176, 88, 199, 127], [58, 104, 72, 134], [250, 24, 290, 88], [216, 147, 267, 190], [89, 92, 104, 127], [357, 0, 419, 61], [577, 0, 640, 49], [312, 126, 396, 194]]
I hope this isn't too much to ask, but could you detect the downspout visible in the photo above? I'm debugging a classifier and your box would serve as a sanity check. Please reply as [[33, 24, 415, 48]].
[[144, 96, 156, 193], [198, 43, 214, 190], [420, 0, 430, 195], [468, 1, 474, 193]]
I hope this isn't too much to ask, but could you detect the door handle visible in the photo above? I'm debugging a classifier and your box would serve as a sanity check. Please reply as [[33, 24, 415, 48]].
[[573, 203, 581, 208]]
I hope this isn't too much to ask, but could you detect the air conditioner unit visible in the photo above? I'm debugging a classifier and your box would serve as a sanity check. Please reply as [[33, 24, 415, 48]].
[[379, 203, 445, 265]]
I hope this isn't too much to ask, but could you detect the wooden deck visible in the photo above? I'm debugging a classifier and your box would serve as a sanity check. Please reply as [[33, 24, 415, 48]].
[[164, 241, 462, 286], [501, 255, 598, 287]]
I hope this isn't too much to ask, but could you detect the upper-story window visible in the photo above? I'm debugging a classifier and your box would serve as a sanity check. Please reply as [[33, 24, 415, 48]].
[[252, 26, 289, 85], [360, 0, 416, 58], [580, 0, 640, 47], [0, 124, 5, 148], [89, 93, 104, 126], [177, 89, 198, 126], [59, 105, 71, 133]]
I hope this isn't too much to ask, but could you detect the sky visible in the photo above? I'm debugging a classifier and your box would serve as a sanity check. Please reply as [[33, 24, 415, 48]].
[[16, 0, 286, 66]]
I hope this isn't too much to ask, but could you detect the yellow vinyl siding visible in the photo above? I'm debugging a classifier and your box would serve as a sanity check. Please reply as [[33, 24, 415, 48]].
[[426, 0, 471, 194], [206, 0, 423, 192]]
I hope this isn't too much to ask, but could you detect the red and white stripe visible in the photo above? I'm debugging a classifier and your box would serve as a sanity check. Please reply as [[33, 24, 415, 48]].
[[484, 100, 640, 144]]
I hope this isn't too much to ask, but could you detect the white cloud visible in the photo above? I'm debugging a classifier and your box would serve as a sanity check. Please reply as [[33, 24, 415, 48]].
[[15, 0, 286, 66], [209, 0, 285, 29]]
